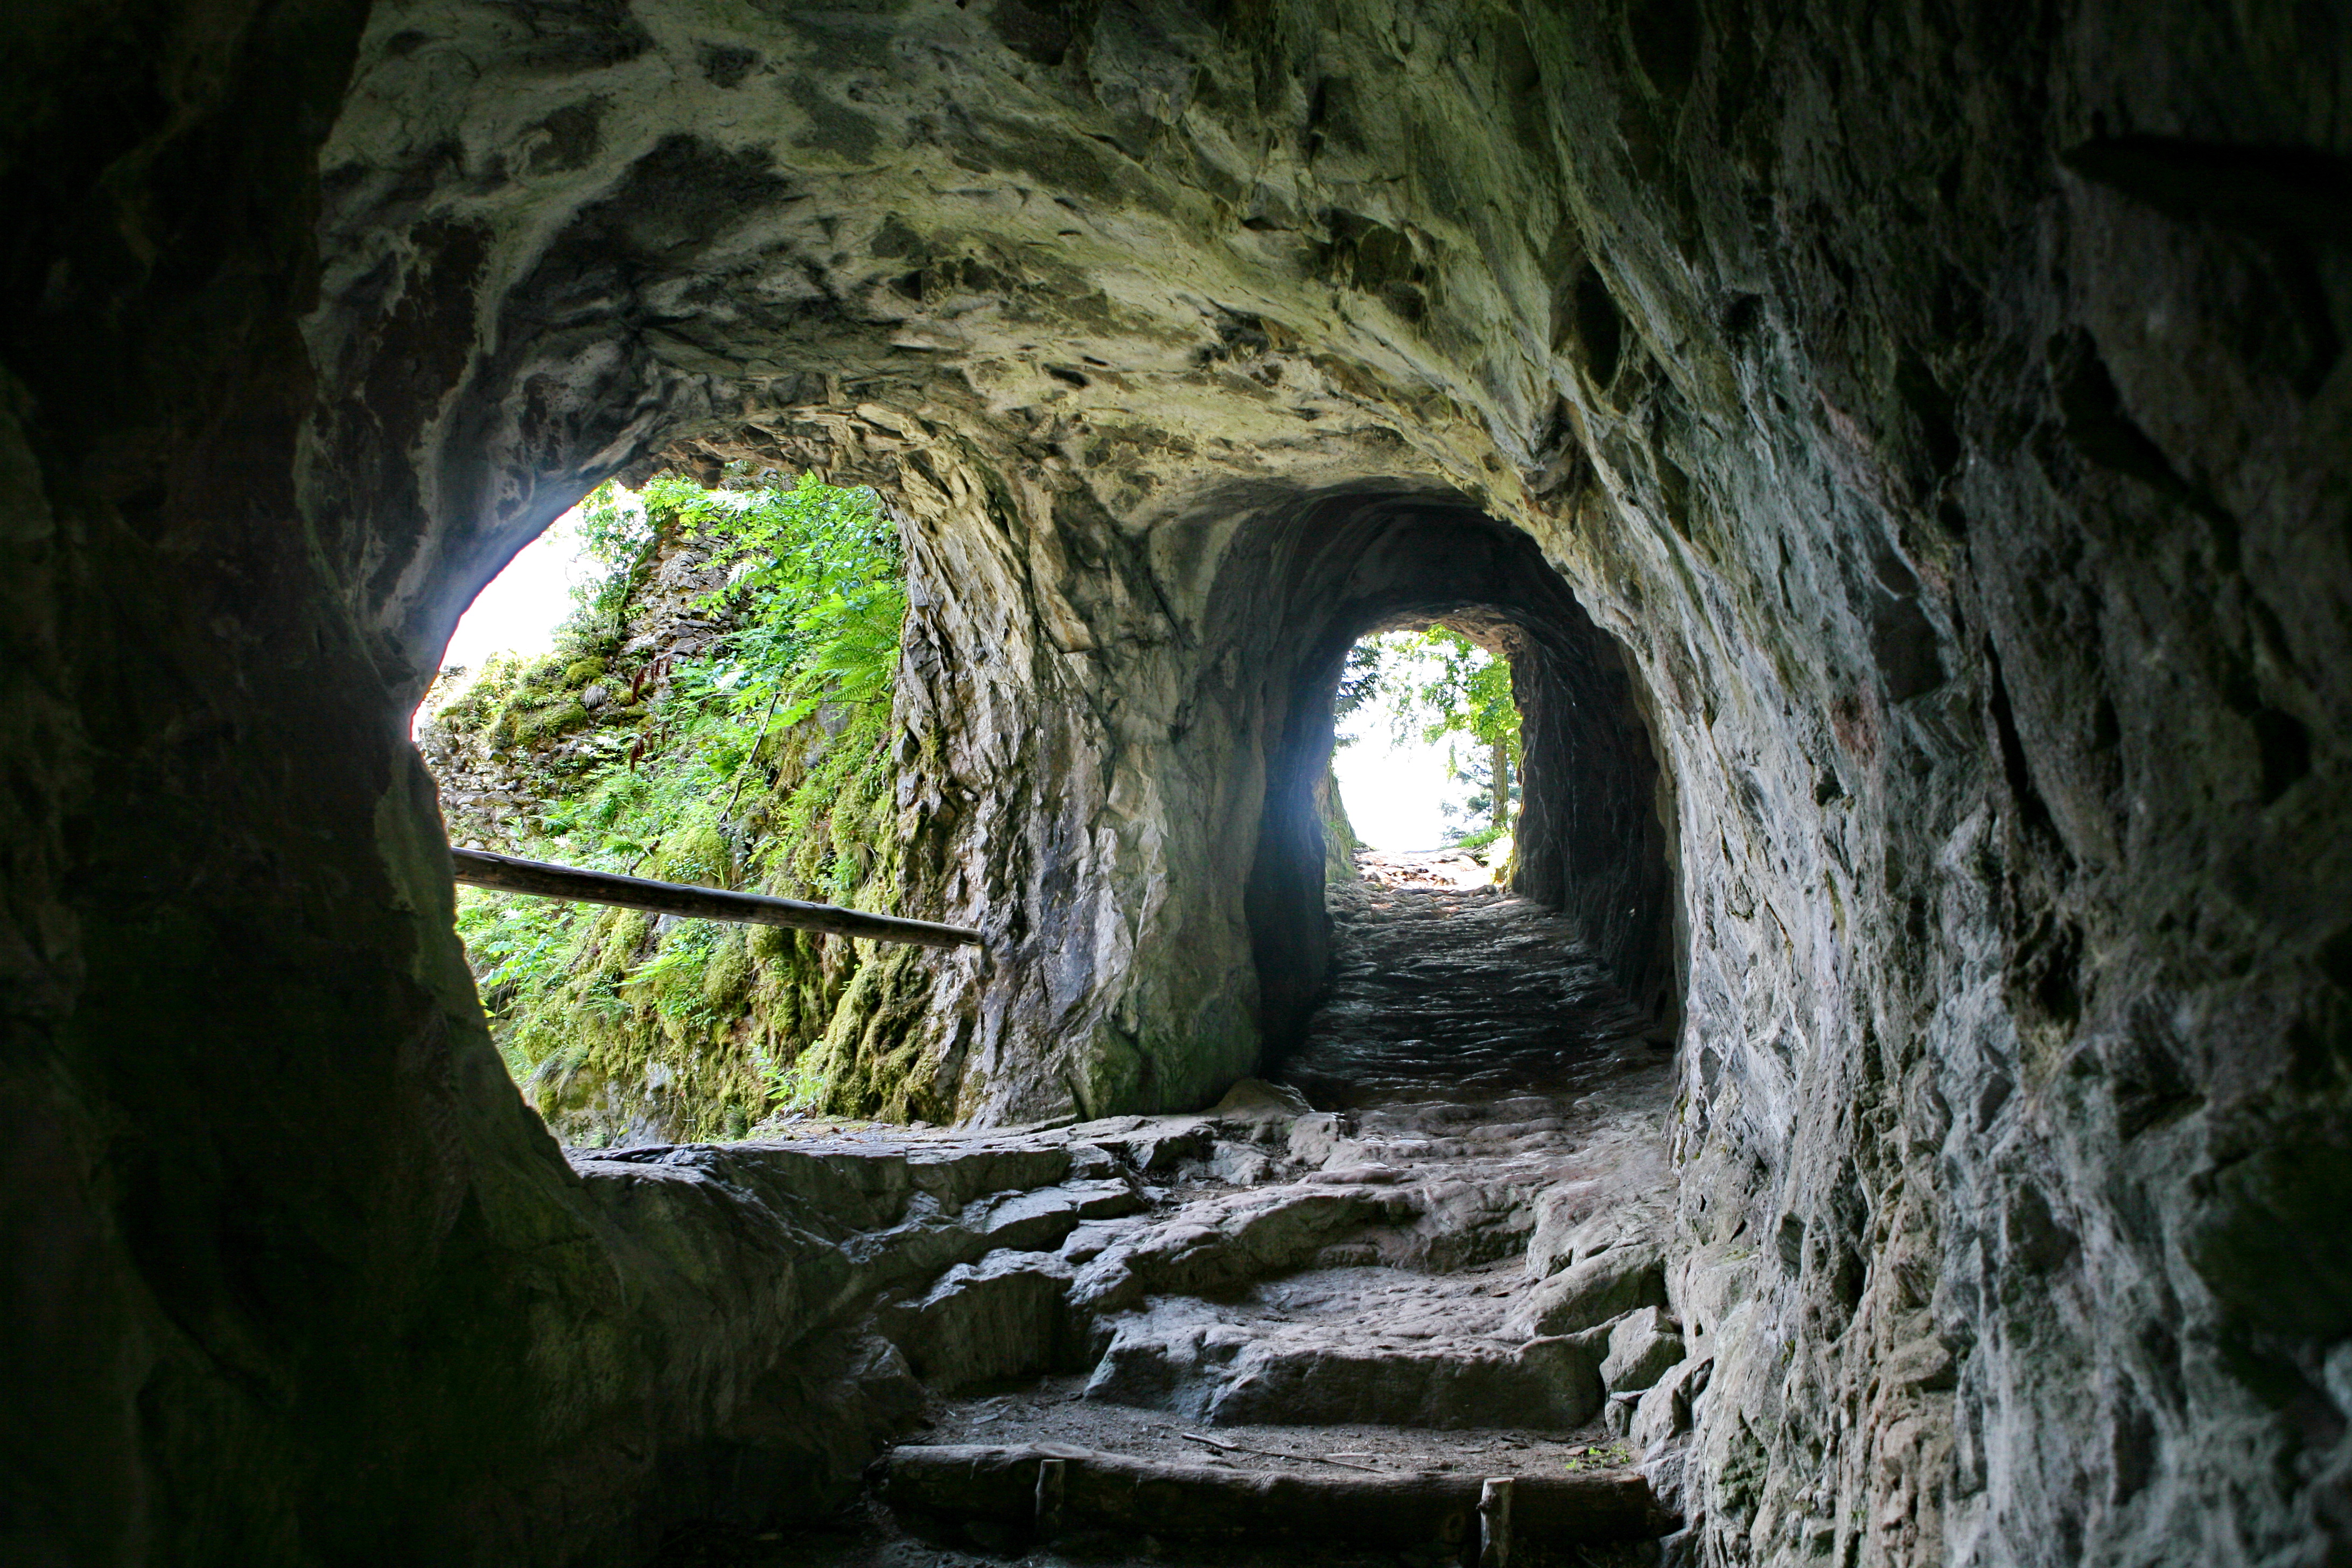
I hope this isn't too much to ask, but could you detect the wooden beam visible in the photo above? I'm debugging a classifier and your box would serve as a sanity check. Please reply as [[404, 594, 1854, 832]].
[[1033, 1456, 1065, 1539], [449, 847, 983, 950], [1479, 1474, 1514, 1568]]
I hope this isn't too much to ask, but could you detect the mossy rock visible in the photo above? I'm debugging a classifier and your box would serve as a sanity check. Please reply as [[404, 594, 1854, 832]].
[[516, 699, 591, 744], [563, 655, 608, 685], [525, 1042, 605, 1118], [595, 910, 654, 973], [655, 822, 734, 886], [702, 933, 753, 1013]]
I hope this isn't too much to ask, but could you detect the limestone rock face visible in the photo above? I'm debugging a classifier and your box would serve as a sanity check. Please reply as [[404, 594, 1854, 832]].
[[4, 3, 2347, 1568], [1600, 1306, 1685, 1397], [1505, 1242, 1670, 1339]]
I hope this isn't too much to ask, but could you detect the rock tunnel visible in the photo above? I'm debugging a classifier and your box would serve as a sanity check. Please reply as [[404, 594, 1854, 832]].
[[5, 2, 2349, 1566], [1209, 482, 1676, 1058]]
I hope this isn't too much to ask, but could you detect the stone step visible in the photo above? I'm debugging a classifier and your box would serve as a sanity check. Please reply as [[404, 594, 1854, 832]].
[[881, 1443, 1676, 1555], [1277, 878, 1650, 1107], [1085, 1298, 1606, 1430]]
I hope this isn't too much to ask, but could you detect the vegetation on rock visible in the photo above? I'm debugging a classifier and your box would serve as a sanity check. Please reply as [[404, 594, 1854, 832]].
[[419, 470, 906, 1145], [1338, 629, 1523, 850]]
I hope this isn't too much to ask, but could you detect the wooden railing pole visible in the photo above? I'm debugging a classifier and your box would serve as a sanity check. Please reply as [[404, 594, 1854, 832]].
[[449, 846, 983, 950]]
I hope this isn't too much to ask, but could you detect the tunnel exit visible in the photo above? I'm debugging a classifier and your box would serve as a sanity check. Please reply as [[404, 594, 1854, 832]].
[[1329, 625, 1524, 868]]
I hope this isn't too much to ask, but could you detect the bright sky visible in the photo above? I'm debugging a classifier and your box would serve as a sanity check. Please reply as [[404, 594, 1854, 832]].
[[437, 506, 594, 676], [1331, 702, 1463, 851]]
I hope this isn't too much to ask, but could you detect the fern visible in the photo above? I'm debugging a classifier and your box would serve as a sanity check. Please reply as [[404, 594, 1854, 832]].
[[447, 467, 908, 1143]]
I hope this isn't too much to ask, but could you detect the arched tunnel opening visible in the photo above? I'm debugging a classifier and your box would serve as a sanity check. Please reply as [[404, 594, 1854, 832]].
[[1325, 621, 1524, 866], [1274, 606, 1674, 1111], [1221, 488, 1678, 1076], [416, 473, 1679, 1138]]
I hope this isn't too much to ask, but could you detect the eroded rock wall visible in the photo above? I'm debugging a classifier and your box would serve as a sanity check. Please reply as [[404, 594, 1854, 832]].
[[4, 2, 2346, 1566], [312, 2, 2352, 1558]]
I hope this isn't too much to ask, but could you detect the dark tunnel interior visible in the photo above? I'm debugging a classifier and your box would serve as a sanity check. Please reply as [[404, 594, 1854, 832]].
[[1216, 487, 1677, 1053]]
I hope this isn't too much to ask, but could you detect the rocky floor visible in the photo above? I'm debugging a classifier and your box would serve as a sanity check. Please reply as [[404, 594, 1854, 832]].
[[1277, 854, 1655, 1110], [643, 863, 1688, 1566]]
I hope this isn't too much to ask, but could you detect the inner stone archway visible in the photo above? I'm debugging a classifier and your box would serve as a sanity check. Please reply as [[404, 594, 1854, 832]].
[[1202, 486, 1676, 1055]]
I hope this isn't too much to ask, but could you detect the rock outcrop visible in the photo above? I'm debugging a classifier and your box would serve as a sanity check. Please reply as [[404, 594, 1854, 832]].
[[3, 3, 2346, 1567]]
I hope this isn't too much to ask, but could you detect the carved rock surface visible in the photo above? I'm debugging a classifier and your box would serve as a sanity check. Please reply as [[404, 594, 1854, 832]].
[[1505, 1243, 1670, 1339], [1278, 876, 1652, 1108], [1081, 1271, 1607, 1431], [886, 1251, 1077, 1392], [1600, 1307, 1685, 1397], [4, 3, 2346, 1567]]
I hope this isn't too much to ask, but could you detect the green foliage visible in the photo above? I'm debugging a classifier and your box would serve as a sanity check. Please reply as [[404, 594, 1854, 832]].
[[1338, 628, 1522, 844], [1558, 1440, 1633, 1473], [769, 1044, 832, 1112], [1338, 627, 1518, 754], [1451, 821, 1509, 852], [578, 481, 658, 579], [441, 469, 908, 1144], [656, 468, 904, 727]]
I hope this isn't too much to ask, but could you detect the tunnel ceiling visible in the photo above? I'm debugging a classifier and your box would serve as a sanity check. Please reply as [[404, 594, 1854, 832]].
[[5, 2, 2348, 1566], [318, 0, 1609, 674]]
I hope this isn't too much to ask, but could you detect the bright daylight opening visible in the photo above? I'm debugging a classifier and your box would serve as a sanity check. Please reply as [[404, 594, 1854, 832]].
[[414, 470, 912, 1146], [416, 504, 599, 733], [1328, 627, 1522, 880]]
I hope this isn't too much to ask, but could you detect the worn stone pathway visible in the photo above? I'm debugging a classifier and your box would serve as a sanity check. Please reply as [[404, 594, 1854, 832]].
[[641, 857, 1692, 1566], [1278, 851, 1656, 1109]]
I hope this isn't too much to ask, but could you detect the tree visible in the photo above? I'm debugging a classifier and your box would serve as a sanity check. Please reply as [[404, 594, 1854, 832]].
[[1336, 627, 1521, 848]]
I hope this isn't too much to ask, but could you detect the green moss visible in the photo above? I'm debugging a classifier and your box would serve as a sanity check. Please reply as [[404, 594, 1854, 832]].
[[654, 821, 732, 887], [701, 931, 752, 1014], [512, 696, 585, 743], [446, 471, 913, 1145], [598, 909, 653, 970], [633, 921, 724, 1022], [1316, 761, 1360, 882], [812, 943, 949, 1121]]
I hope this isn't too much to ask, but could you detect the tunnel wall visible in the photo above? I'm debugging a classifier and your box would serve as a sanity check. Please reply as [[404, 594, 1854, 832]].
[[3, 3, 2347, 1567], [1503, 603, 1679, 1032]]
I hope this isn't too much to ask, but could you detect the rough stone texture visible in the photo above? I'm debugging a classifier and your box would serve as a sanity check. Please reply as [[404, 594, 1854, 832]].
[[1279, 872, 1655, 1108], [1528, 1191, 1674, 1282], [1602, 1306, 1687, 1396], [1507, 1242, 1671, 1338], [1090, 1298, 1606, 1431], [883, 1249, 1078, 1391], [1638, 1353, 1717, 1452], [4, 4, 2348, 1568], [881, 1441, 1672, 1549]]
